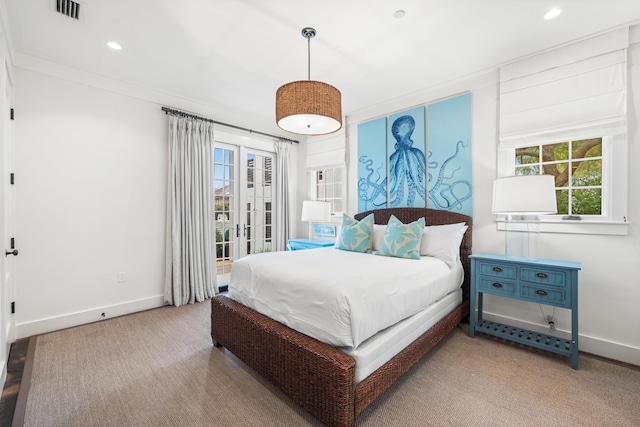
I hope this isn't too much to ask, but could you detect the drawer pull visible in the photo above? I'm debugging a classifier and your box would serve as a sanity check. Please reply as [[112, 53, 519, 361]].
[[536, 272, 549, 279], [535, 289, 548, 296], [492, 267, 503, 273], [492, 282, 503, 289]]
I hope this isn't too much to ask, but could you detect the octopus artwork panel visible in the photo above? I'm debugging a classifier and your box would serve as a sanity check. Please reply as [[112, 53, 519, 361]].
[[357, 117, 388, 212], [426, 93, 473, 217], [387, 106, 427, 208]]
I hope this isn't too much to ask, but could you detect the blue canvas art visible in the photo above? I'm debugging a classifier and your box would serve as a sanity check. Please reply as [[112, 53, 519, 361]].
[[387, 107, 426, 208], [357, 117, 387, 212], [426, 93, 473, 216]]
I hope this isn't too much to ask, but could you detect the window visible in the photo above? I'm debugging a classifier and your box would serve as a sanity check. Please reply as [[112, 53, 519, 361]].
[[311, 166, 343, 216], [515, 138, 604, 217], [498, 134, 628, 235]]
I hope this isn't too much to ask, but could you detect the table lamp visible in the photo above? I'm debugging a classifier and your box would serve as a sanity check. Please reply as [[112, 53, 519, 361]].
[[301, 200, 331, 239], [492, 175, 557, 258]]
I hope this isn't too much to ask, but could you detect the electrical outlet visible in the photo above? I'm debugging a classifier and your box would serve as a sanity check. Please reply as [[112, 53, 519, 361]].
[[547, 315, 556, 332], [118, 272, 126, 283]]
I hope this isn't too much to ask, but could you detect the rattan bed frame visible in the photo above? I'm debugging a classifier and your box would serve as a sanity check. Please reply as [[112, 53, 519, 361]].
[[211, 207, 472, 427]]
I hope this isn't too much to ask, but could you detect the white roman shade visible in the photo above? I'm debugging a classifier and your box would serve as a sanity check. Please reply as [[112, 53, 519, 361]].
[[499, 26, 629, 148], [306, 132, 346, 170]]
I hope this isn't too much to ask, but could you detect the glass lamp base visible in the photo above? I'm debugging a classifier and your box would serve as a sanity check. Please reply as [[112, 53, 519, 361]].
[[505, 217, 540, 259]]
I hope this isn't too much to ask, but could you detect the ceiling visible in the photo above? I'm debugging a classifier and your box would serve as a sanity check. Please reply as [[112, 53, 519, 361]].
[[5, 0, 640, 136]]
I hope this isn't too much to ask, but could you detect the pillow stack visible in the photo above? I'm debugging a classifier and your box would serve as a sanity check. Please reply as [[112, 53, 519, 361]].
[[335, 213, 467, 266]]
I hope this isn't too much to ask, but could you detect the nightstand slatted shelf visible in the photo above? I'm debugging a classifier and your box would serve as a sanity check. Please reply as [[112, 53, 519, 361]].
[[475, 319, 572, 356]]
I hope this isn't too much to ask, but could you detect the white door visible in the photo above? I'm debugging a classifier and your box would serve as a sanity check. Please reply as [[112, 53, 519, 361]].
[[213, 142, 276, 290], [239, 147, 275, 257], [0, 48, 16, 383]]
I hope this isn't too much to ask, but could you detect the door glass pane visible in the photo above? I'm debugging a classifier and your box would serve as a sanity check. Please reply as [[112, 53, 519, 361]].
[[214, 147, 235, 276]]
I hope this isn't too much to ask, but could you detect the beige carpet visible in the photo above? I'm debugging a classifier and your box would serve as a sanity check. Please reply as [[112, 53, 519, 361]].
[[23, 301, 640, 427]]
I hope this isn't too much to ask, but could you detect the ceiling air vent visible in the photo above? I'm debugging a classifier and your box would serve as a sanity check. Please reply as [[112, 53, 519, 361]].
[[56, 0, 81, 20]]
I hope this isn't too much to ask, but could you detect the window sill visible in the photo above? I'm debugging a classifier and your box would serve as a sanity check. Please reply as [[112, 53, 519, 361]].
[[495, 219, 629, 236]]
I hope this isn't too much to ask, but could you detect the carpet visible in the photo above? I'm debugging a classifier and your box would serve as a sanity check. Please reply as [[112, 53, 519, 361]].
[[23, 301, 640, 426]]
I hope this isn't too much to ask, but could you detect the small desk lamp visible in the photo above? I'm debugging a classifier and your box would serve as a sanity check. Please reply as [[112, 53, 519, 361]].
[[492, 175, 557, 258], [301, 200, 331, 239]]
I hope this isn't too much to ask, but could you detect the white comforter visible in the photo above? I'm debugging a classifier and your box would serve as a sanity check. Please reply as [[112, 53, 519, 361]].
[[229, 247, 463, 349]]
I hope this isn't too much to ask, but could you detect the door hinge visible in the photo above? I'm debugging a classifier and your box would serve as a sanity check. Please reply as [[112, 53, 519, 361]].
[[10, 173, 14, 185], [11, 302, 15, 314], [10, 108, 14, 120]]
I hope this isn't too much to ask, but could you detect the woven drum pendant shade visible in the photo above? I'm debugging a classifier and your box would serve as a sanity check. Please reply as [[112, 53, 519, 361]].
[[276, 27, 342, 136], [276, 80, 342, 135]]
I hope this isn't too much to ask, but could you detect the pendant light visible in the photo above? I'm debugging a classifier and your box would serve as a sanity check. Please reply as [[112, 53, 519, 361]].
[[276, 27, 342, 135]]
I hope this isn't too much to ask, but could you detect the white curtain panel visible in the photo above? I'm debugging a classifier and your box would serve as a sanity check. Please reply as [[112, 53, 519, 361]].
[[274, 140, 292, 251], [499, 26, 629, 148], [164, 115, 217, 306]]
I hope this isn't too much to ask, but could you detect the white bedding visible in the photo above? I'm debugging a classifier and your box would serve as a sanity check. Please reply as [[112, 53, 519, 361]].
[[229, 247, 463, 349]]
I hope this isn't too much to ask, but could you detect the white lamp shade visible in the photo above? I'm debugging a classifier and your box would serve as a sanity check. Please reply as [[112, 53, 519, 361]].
[[301, 200, 331, 222], [492, 175, 557, 215]]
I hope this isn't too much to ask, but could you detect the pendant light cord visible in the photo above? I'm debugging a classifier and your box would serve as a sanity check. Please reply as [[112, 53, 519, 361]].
[[307, 32, 311, 80]]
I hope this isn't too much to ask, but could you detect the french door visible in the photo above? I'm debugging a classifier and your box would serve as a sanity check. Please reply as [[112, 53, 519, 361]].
[[213, 141, 275, 290]]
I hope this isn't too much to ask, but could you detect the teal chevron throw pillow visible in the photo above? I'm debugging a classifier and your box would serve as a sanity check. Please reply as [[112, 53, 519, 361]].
[[335, 213, 374, 253], [376, 215, 425, 260]]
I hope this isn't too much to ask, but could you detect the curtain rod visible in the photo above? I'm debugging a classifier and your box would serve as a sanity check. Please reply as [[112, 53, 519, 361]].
[[161, 107, 299, 144]]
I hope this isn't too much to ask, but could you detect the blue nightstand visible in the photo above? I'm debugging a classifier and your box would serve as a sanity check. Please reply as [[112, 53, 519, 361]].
[[287, 239, 334, 251], [469, 254, 581, 369]]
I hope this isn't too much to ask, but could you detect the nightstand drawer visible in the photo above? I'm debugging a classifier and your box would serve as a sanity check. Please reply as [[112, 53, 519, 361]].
[[477, 277, 517, 297], [521, 267, 567, 287], [476, 261, 517, 279], [520, 284, 568, 307]]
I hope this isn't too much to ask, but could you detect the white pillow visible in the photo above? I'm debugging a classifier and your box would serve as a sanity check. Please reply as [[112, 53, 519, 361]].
[[420, 222, 468, 268], [372, 224, 386, 251]]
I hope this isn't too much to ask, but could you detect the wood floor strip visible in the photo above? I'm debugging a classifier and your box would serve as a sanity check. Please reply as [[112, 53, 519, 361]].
[[11, 336, 36, 427]]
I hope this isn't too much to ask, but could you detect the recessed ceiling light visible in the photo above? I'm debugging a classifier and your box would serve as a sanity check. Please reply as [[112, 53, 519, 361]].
[[394, 10, 406, 19], [544, 8, 562, 20], [107, 41, 122, 50]]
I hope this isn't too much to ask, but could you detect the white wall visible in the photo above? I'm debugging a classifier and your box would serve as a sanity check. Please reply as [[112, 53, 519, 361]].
[[15, 69, 168, 336], [344, 51, 640, 366]]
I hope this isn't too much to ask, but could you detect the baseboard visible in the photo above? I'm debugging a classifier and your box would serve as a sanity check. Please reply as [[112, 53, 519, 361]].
[[16, 296, 167, 338], [480, 311, 640, 367]]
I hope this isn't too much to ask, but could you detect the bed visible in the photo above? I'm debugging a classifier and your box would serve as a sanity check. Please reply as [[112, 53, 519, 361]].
[[211, 207, 472, 427]]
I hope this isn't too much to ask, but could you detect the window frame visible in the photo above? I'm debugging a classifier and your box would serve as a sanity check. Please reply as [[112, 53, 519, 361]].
[[514, 138, 606, 219], [496, 134, 629, 236], [308, 165, 345, 220]]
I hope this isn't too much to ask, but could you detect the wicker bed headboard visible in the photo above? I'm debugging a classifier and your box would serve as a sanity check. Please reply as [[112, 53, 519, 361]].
[[354, 207, 473, 301]]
